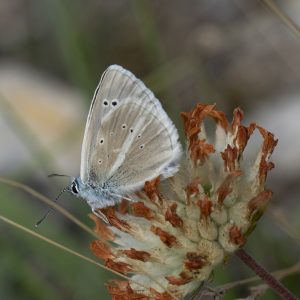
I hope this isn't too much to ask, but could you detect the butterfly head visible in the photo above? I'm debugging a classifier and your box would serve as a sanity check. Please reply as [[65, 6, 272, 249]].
[[70, 177, 83, 196], [69, 177, 96, 204], [69, 176, 112, 210]]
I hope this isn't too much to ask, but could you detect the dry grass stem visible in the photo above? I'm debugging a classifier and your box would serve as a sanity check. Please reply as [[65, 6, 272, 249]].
[[261, 0, 300, 39], [0, 177, 99, 239], [0, 214, 133, 281]]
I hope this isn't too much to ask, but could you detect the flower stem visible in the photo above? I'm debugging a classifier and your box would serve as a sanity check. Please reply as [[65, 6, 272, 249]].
[[235, 249, 298, 300]]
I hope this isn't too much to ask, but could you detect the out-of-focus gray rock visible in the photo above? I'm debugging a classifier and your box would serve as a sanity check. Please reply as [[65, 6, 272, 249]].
[[0, 62, 85, 177]]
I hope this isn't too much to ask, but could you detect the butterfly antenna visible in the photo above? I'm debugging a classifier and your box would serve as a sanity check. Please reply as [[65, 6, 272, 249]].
[[35, 185, 70, 228], [48, 173, 71, 178]]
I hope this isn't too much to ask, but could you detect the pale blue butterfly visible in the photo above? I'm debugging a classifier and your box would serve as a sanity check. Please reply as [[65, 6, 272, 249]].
[[69, 65, 182, 222]]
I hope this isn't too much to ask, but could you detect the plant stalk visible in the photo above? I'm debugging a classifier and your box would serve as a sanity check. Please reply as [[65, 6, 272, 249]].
[[235, 249, 298, 300]]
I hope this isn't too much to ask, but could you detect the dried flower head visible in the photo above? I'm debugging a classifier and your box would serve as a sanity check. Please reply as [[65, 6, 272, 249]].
[[90, 103, 277, 299]]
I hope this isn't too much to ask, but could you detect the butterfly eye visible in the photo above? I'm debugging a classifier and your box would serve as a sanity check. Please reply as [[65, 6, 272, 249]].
[[71, 182, 79, 194], [103, 100, 109, 106]]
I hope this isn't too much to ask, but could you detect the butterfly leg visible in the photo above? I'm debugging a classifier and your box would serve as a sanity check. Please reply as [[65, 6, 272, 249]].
[[92, 209, 109, 224]]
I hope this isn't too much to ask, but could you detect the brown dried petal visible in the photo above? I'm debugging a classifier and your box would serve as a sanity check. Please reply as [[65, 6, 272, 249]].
[[131, 201, 155, 220], [123, 248, 151, 262], [150, 289, 173, 300], [209, 109, 229, 131], [105, 259, 132, 274], [232, 107, 244, 132], [165, 272, 193, 285], [144, 177, 162, 203], [102, 207, 131, 232], [221, 145, 238, 172], [181, 104, 215, 137], [257, 126, 278, 157], [216, 170, 242, 205], [184, 252, 206, 270], [190, 139, 215, 165], [90, 240, 114, 260], [150, 226, 178, 247], [119, 199, 129, 215], [257, 126, 278, 183], [233, 123, 256, 154], [187, 126, 201, 141], [259, 160, 275, 184], [248, 190, 273, 213], [107, 280, 148, 300], [229, 225, 245, 246], [165, 203, 183, 228], [181, 104, 217, 164], [197, 196, 212, 220], [185, 177, 201, 205], [89, 214, 114, 241]]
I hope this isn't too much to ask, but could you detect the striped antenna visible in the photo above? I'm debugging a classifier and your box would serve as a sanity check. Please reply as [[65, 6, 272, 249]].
[[35, 185, 70, 227]]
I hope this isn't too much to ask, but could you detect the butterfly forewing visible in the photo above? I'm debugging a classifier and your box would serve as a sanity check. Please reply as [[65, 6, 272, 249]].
[[80, 65, 181, 194], [81, 65, 158, 182]]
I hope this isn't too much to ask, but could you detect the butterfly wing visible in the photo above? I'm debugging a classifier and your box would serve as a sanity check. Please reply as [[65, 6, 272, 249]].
[[80, 65, 181, 193]]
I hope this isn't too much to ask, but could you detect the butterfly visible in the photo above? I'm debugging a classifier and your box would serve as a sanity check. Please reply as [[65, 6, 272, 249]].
[[70, 65, 182, 222]]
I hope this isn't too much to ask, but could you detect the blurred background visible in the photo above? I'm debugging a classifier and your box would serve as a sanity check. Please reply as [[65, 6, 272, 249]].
[[0, 1, 299, 299]]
